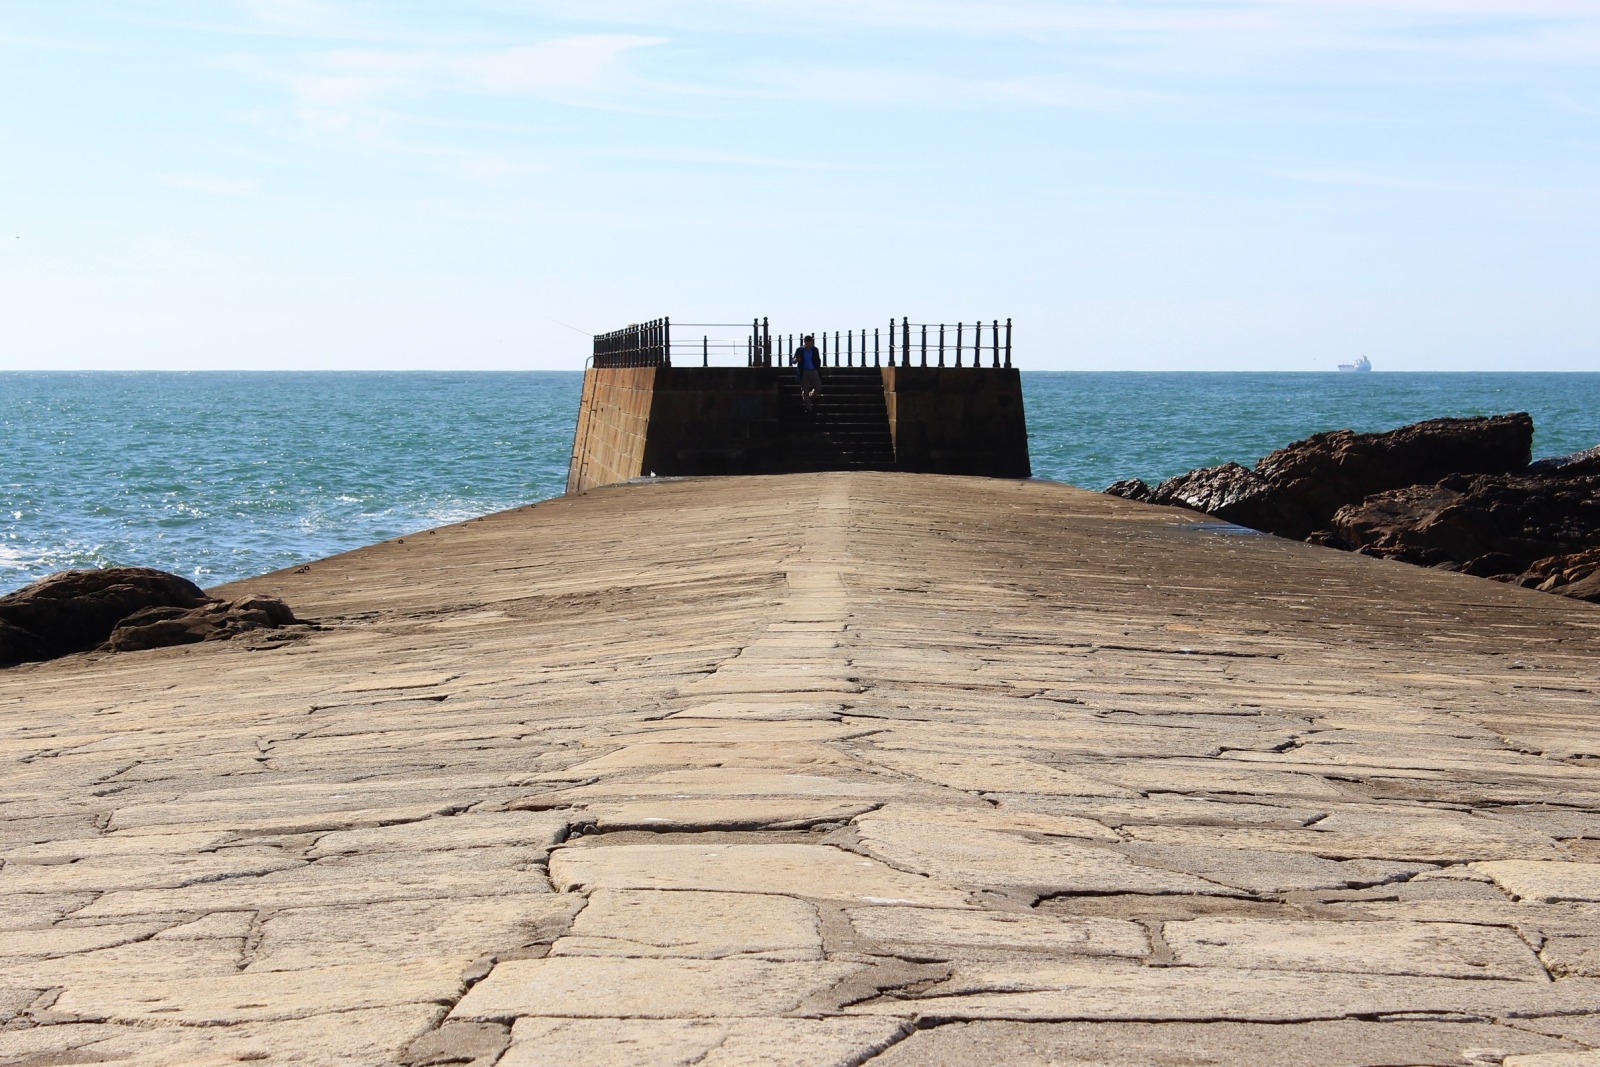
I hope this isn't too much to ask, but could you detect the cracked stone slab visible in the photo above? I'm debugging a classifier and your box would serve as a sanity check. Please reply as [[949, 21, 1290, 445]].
[[1126, 809, 1565, 863], [865, 1019, 1582, 1067], [845, 907, 1148, 960], [251, 896, 583, 971], [48, 958, 466, 1024], [583, 798, 877, 832], [496, 1017, 909, 1066], [26, 1004, 444, 1065], [0, 852, 305, 893], [1163, 917, 1549, 980], [549, 842, 971, 906], [1475, 861, 1600, 903], [866, 750, 1137, 797], [1542, 936, 1600, 978], [538, 770, 936, 803], [550, 890, 821, 961], [865, 803, 1121, 843], [1120, 840, 1433, 894], [74, 850, 552, 919], [663, 701, 848, 721], [450, 958, 863, 1020], [559, 740, 862, 775], [844, 961, 1600, 1022], [308, 812, 570, 857], [855, 817, 1230, 896]]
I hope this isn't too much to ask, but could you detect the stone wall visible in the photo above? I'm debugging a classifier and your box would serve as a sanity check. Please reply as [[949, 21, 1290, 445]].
[[881, 367, 1031, 478], [567, 367, 786, 493], [565, 366, 657, 494], [566, 364, 1031, 491]]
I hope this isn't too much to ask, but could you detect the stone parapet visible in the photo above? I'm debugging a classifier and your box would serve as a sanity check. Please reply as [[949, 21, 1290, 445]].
[[566, 365, 1030, 491]]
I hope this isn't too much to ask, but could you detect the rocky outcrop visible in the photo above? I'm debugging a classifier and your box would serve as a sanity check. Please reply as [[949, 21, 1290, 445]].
[[1331, 473, 1600, 566], [102, 594, 298, 653], [0, 567, 298, 667], [1107, 415, 1600, 604], [1106, 414, 1534, 541]]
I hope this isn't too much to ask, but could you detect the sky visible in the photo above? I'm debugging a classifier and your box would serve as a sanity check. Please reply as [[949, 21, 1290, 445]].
[[2, 1, 1598, 371]]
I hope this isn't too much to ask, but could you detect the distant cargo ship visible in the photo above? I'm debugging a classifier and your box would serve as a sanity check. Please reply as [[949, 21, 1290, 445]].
[[1338, 355, 1372, 372]]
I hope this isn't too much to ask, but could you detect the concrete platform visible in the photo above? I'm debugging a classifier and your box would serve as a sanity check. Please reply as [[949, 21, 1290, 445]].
[[3, 473, 1600, 1066]]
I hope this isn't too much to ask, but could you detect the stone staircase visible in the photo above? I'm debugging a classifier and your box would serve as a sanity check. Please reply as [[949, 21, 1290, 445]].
[[775, 367, 895, 473]]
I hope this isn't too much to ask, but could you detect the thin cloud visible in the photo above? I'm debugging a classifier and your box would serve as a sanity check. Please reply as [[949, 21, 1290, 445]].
[[158, 174, 263, 197]]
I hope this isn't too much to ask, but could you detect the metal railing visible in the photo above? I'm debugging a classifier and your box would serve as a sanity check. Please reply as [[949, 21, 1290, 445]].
[[592, 318, 671, 368], [593, 316, 1014, 369]]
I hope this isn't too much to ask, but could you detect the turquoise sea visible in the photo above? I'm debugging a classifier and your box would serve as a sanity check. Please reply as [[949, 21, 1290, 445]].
[[3, 372, 1597, 595]]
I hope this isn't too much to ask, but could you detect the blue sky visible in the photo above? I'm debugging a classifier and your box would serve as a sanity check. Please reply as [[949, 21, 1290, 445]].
[[2, 0, 1598, 370]]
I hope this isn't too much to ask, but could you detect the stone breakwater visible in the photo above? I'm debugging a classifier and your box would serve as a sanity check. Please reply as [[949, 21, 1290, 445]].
[[1107, 414, 1600, 603], [1, 473, 1599, 1065]]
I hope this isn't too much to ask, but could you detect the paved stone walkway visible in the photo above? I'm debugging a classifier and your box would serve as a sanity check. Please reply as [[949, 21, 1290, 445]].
[[3, 473, 1600, 1066]]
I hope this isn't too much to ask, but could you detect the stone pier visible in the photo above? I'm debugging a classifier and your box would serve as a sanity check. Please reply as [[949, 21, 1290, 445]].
[[3, 474, 1599, 1065]]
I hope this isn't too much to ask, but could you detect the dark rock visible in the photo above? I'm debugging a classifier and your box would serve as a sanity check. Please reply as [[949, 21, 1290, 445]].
[[1303, 530, 1353, 550], [1146, 463, 1271, 528], [1519, 546, 1600, 603], [1125, 414, 1533, 541], [1104, 413, 1600, 605], [1104, 478, 1155, 502], [1460, 552, 1522, 578], [1529, 443, 1600, 478], [102, 596, 298, 654], [0, 567, 210, 667], [1332, 474, 1600, 575], [0, 567, 299, 667]]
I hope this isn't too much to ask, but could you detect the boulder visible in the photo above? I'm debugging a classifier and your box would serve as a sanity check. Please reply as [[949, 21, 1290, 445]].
[[1331, 474, 1600, 575], [101, 596, 298, 653], [0, 567, 298, 667], [1107, 414, 1534, 541], [0, 568, 210, 666], [1529, 443, 1600, 478], [1105, 417, 1600, 605], [1516, 546, 1600, 604]]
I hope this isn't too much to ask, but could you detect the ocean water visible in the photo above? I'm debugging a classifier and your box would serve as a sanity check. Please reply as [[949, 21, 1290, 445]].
[[3, 371, 1596, 595]]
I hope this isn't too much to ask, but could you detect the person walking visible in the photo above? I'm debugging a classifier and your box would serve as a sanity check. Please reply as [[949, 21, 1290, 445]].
[[792, 334, 822, 413]]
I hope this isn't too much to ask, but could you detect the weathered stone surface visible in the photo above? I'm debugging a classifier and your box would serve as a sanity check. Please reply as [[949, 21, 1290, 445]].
[[550, 890, 821, 960], [1475, 861, 1600, 903], [451, 958, 862, 1020], [549, 843, 970, 906], [1126, 807, 1563, 863], [584, 798, 877, 832], [1541, 936, 1600, 978], [309, 812, 569, 857], [497, 1017, 909, 1067], [869, 1019, 1580, 1067], [250, 896, 583, 971], [50, 958, 464, 1023], [846, 907, 1148, 960], [1163, 917, 1548, 979], [1120, 841, 1428, 894], [5, 473, 1600, 1061], [845, 960, 1600, 1021], [856, 816, 1229, 896], [1504, 1054, 1600, 1067], [39, 1005, 439, 1065]]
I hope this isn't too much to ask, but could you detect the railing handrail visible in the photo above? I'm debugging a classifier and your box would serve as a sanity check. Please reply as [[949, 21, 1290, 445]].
[[592, 316, 1013, 369]]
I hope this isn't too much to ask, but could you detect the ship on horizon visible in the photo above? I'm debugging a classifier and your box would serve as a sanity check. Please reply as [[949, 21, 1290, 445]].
[[1338, 355, 1372, 373]]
